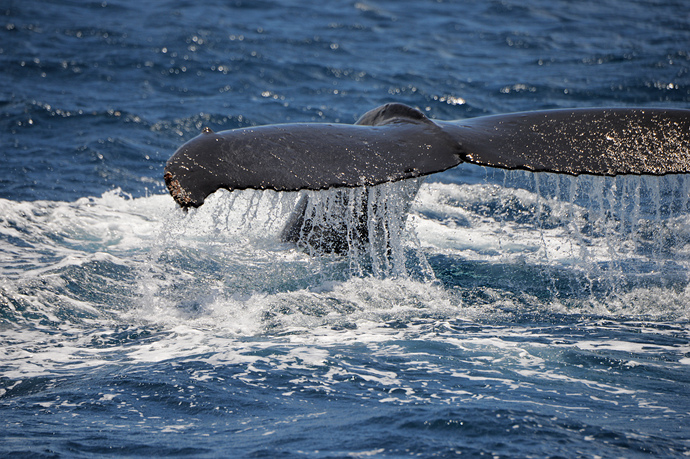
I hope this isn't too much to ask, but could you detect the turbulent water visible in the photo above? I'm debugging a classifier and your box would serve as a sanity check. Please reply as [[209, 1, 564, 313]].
[[2, 0, 690, 457]]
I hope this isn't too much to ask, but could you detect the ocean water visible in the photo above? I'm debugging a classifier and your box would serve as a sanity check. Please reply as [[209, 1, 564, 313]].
[[2, 0, 690, 457]]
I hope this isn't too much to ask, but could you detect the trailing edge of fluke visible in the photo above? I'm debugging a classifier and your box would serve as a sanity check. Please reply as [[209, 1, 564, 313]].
[[164, 103, 690, 208]]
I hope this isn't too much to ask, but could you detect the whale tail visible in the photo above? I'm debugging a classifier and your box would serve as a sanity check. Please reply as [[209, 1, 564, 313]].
[[165, 103, 690, 209], [164, 103, 690, 251]]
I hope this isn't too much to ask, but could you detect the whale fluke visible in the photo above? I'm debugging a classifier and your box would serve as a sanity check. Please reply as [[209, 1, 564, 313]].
[[165, 103, 690, 208]]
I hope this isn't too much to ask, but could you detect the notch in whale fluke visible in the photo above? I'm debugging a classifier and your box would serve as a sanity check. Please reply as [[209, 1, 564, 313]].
[[164, 103, 690, 208]]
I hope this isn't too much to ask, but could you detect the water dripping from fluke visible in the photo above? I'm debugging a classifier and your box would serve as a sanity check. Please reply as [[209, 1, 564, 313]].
[[155, 167, 690, 320], [419, 171, 690, 315], [279, 178, 431, 280]]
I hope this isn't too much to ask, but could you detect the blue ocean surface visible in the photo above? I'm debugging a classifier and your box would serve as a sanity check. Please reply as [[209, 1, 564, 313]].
[[2, 0, 690, 457]]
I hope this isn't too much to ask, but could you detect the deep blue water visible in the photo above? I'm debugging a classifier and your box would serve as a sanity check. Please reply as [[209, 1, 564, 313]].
[[2, 0, 690, 457]]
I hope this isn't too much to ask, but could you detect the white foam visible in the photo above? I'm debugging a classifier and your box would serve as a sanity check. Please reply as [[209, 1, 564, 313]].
[[2, 177, 690, 380]]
